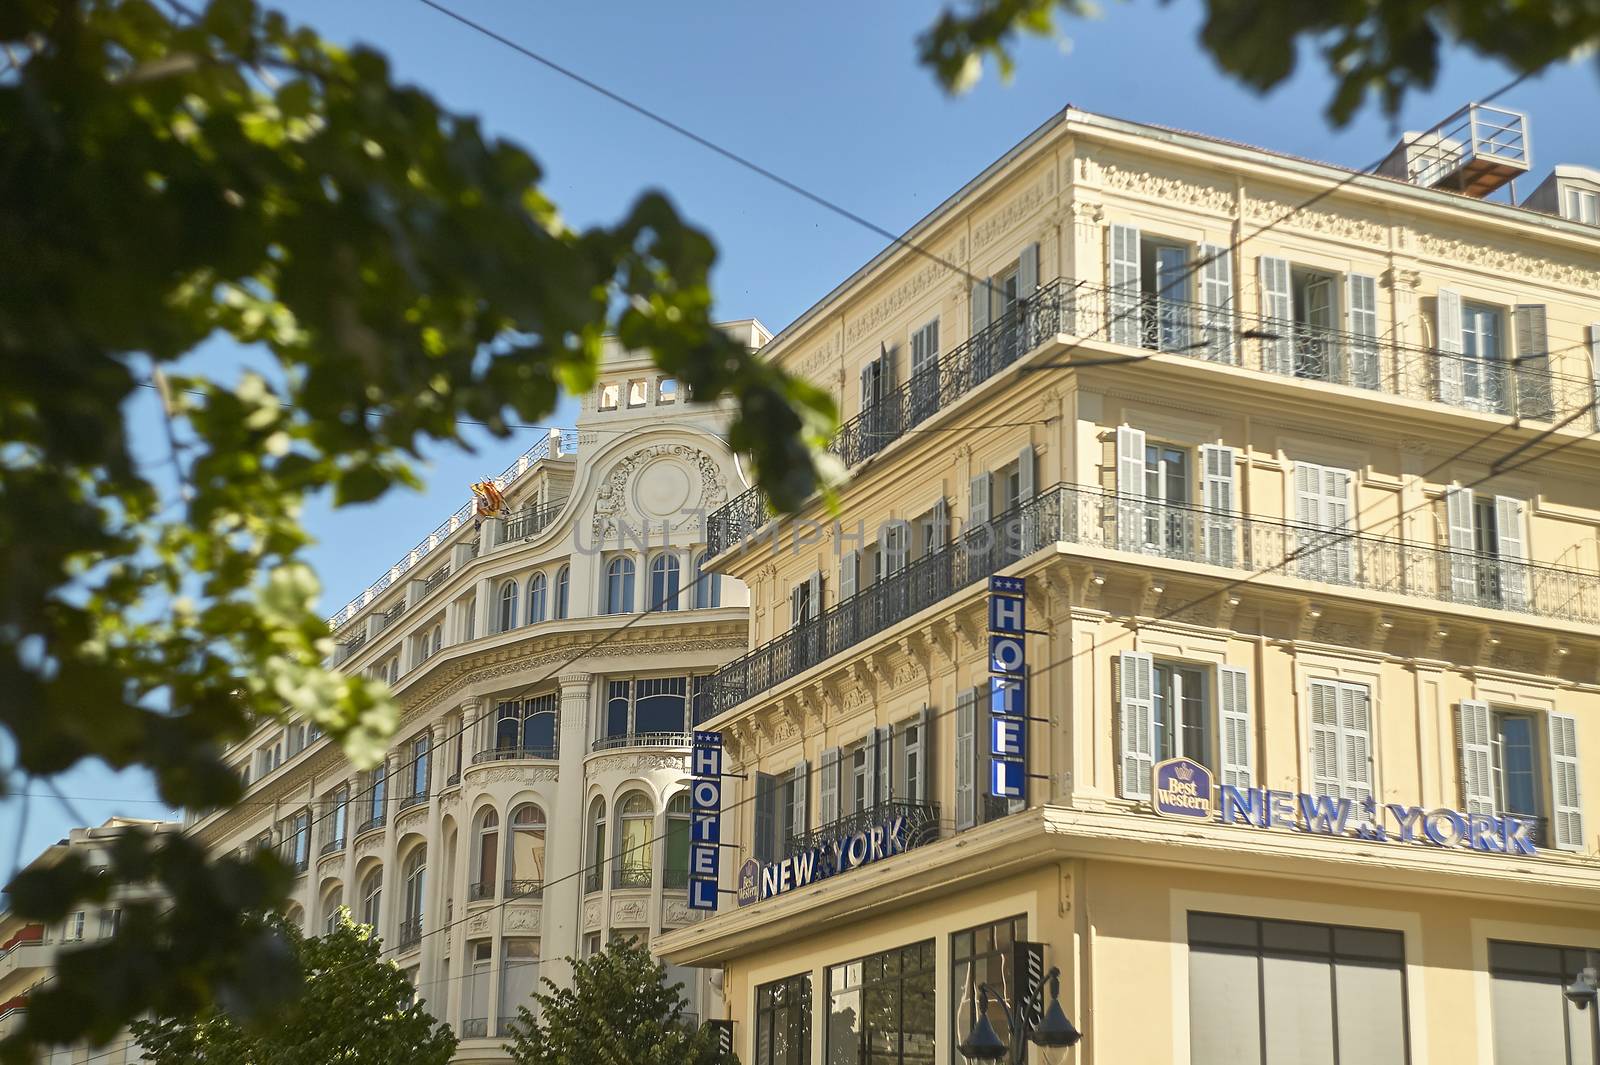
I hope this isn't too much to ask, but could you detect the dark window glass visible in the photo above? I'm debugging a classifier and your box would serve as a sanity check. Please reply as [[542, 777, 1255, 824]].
[[950, 916, 1025, 1053], [828, 941, 936, 1064], [607, 680, 631, 738], [756, 972, 812, 1065]]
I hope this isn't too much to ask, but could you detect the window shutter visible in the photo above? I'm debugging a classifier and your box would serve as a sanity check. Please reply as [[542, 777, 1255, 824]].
[[754, 773, 777, 863], [1548, 712, 1584, 851], [1257, 256, 1293, 374], [818, 747, 840, 827], [1338, 684, 1373, 804], [955, 689, 976, 830], [1346, 274, 1380, 389], [1218, 666, 1251, 788], [1116, 651, 1155, 800], [1308, 680, 1342, 798], [1514, 305, 1553, 419], [1198, 244, 1236, 363], [1018, 242, 1040, 299], [1446, 484, 1479, 602], [1016, 444, 1038, 552], [1323, 467, 1354, 584], [839, 549, 859, 602], [1436, 289, 1465, 404], [790, 584, 804, 629], [969, 471, 993, 528], [915, 705, 931, 803], [882, 343, 900, 393], [931, 498, 949, 551], [885, 523, 910, 574], [1199, 444, 1237, 568], [876, 725, 894, 805], [1108, 224, 1142, 347], [791, 760, 809, 839], [1115, 425, 1147, 552], [971, 278, 992, 336], [1494, 496, 1529, 610], [1589, 324, 1600, 432], [807, 571, 823, 617], [1456, 701, 1495, 815], [1017, 444, 1036, 502], [860, 362, 874, 412]]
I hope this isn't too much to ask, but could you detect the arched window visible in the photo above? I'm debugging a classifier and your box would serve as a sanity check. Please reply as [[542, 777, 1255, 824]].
[[555, 565, 570, 619], [692, 552, 721, 609], [322, 886, 343, 935], [400, 848, 426, 946], [498, 580, 519, 634], [527, 573, 547, 625], [495, 701, 522, 751], [524, 693, 557, 754], [665, 793, 691, 889], [359, 867, 382, 929], [474, 809, 499, 900], [604, 557, 635, 615], [507, 804, 546, 896], [648, 554, 681, 612], [430, 624, 442, 655], [617, 792, 654, 888], [586, 798, 606, 894]]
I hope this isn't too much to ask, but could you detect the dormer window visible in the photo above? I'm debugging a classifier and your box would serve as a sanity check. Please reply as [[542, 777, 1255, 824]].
[[599, 383, 620, 411], [1567, 187, 1599, 225]]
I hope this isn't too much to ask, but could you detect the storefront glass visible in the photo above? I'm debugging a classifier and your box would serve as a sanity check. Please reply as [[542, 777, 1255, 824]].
[[827, 940, 935, 1064]]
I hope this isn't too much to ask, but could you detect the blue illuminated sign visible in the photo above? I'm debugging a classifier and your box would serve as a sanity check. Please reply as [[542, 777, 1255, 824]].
[[987, 576, 1027, 801], [688, 730, 722, 911]]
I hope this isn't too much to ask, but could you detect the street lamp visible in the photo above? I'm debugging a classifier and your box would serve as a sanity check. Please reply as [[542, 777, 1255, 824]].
[[1564, 967, 1600, 1065], [958, 966, 1082, 1064]]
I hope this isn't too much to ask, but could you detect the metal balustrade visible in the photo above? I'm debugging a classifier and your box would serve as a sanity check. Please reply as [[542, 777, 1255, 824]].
[[708, 484, 1600, 714], [584, 869, 603, 894], [786, 799, 943, 858], [468, 881, 494, 902], [461, 1018, 487, 1039], [397, 918, 422, 951], [398, 791, 428, 811], [590, 732, 692, 753], [319, 837, 344, 856], [501, 499, 568, 542], [471, 745, 558, 765], [612, 865, 653, 890], [504, 880, 543, 899], [356, 814, 386, 836], [704, 276, 1595, 560], [662, 868, 690, 890]]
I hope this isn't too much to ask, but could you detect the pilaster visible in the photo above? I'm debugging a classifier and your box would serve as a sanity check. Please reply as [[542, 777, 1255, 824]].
[[542, 672, 594, 993]]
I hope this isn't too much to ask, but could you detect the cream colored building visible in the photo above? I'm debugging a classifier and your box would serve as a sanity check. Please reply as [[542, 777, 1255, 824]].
[[0, 818, 180, 1064], [184, 327, 763, 1060], [657, 106, 1600, 1065]]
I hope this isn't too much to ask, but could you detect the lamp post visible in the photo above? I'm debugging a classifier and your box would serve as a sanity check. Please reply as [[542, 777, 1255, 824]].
[[958, 966, 1082, 1065], [1565, 966, 1600, 1065]]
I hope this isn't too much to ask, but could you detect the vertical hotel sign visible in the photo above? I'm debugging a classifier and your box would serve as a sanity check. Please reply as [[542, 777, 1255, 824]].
[[988, 576, 1027, 801], [689, 730, 722, 911]]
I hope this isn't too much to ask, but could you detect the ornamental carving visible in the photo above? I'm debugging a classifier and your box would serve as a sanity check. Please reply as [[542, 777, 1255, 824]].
[[591, 444, 729, 543], [845, 250, 963, 344], [972, 175, 1055, 251], [890, 660, 923, 688], [1245, 195, 1386, 245], [796, 335, 839, 380], [505, 905, 542, 932], [611, 896, 648, 925], [1414, 230, 1600, 291], [396, 808, 427, 833], [469, 765, 559, 786], [467, 914, 490, 935], [661, 899, 695, 927], [1099, 162, 1234, 216], [843, 685, 869, 709], [438, 792, 462, 813], [587, 752, 688, 775], [1312, 621, 1366, 648], [317, 852, 343, 874], [354, 831, 384, 857], [583, 898, 602, 932], [1491, 646, 1542, 675]]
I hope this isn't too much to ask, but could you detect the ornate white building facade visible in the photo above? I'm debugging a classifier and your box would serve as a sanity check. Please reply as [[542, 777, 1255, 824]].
[[185, 324, 765, 1059]]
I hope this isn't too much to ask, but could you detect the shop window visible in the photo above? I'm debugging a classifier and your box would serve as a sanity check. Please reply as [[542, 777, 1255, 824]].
[[755, 972, 812, 1065], [951, 916, 1025, 1056], [1188, 912, 1407, 1065], [1489, 940, 1599, 1064], [827, 940, 936, 1065]]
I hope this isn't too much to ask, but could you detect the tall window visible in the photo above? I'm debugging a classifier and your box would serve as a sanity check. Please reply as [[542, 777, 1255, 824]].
[[400, 848, 426, 946], [755, 973, 812, 1065], [1143, 442, 1191, 552], [327, 786, 349, 848], [1461, 302, 1506, 411], [409, 732, 430, 801], [604, 556, 635, 615], [1188, 913, 1407, 1065], [1154, 662, 1210, 765], [586, 798, 606, 893], [527, 573, 547, 624], [664, 792, 691, 888], [827, 941, 936, 1065], [951, 916, 1025, 1054], [501, 939, 541, 1023], [322, 886, 343, 935], [287, 810, 310, 868], [359, 867, 382, 928], [497, 580, 519, 633], [507, 804, 546, 894], [616, 792, 654, 888], [691, 552, 721, 609], [648, 554, 681, 611], [555, 565, 569, 619], [369, 762, 388, 826], [1492, 712, 1541, 823], [474, 809, 499, 899], [602, 676, 689, 740], [1490, 940, 1598, 1064], [1308, 679, 1373, 803], [494, 694, 557, 755]]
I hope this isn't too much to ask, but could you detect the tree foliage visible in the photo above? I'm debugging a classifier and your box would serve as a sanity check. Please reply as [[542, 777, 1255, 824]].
[[918, 0, 1600, 123], [504, 934, 735, 1065], [132, 912, 457, 1065], [0, 0, 834, 1058]]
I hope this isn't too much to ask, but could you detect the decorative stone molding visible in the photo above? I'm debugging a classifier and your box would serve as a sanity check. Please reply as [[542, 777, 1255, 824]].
[[592, 444, 729, 543], [354, 831, 384, 857], [973, 174, 1056, 251], [610, 894, 649, 926], [661, 899, 695, 927], [796, 335, 840, 380], [396, 808, 427, 834], [845, 249, 964, 344], [1415, 230, 1600, 290], [504, 905, 542, 932], [583, 898, 602, 932], [317, 852, 343, 876], [585, 752, 688, 775], [467, 913, 491, 935], [466, 765, 559, 786], [1245, 194, 1385, 245], [1100, 162, 1233, 216]]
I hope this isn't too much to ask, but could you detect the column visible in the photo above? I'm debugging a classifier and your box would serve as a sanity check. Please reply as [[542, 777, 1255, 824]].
[[418, 719, 449, 1009], [541, 672, 593, 992], [444, 701, 480, 1030], [474, 576, 494, 640], [374, 751, 400, 941]]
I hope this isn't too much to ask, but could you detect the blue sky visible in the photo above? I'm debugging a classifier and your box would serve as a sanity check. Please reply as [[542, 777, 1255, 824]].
[[4, 0, 1596, 871]]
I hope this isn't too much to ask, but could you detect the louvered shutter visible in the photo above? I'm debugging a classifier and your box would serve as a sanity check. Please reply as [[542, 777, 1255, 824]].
[[877, 725, 894, 804], [1115, 425, 1147, 552], [1338, 683, 1373, 803], [1446, 484, 1479, 603], [1199, 444, 1237, 568], [1292, 462, 1323, 581], [1514, 305, 1553, 420], [754, 773, 778, 863], [931, 498, 949, 552], [1494, 496, 1529, 611], [1108, 224, 1142, 347], [839, 549, 859, 602], [818, 747, 840, 827], [1436, 289, 1465, 404], [860, 363, 874, 413], [1018, 242, 1039, 299], [1218, 666, 1251, 788], [885, 523, 910, 574], [1117, 651, 1155, 800], [1258, 256, 1293, 374], [969, 471, 993, 531], [790, 760, 809, 839], [955, 689, 977, 830], [1017, 444, 1038, 553], [1346, 274, 1379, 389], [1308, 680, 1342, 798], [863, 734, 879, 811], [1549, 712, 1584, 851], [807, 571, 823, 617], [1323, 467, 1354, 584], [790, 584, 804, 629], [971, 278, 992, 336], [915, 705, 931, 802], [1456, 701, 1495, 815], [1198, 244, 1235, 363]]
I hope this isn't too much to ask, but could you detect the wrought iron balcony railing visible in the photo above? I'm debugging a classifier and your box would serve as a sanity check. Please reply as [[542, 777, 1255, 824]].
[[397, 917, 422, 951], [708, 484, 1600, 714], [472, 745, 558, 765], [505, 880, 543, 899], [590, 732, 692, 753], [356, 814, 386, 836], [785, 799, 943, 858], [662, 868, 690, 890], [319, 837, 344, 856], [501, 499, 567, 542], [398, 791, 427, 811], [613, 865, 653, 890], [704, 276, 1594, 560], [468, 881, 495, 902], [584, 869, 603, 894], [461, 1018, 487, 1039]]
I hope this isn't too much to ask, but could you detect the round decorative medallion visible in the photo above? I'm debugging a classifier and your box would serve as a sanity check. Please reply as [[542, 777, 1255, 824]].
[[632, 457, 693, 517]]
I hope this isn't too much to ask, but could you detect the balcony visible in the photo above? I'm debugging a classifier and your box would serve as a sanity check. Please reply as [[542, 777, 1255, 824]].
[[663, 868, 690, 891], [787, 799, 943, 858], [709, 484, 1600, 713], [613, 865, 653, 890], [468, 881, 495, 903], [504, 880, 543, 899], [471, 745, 558, 765], [397, 917, 422, 951], [501, 499, 567, 542], [398, 791, 428, 811], [584, 869, 603, 894], [461, 1018, 487, 1039], [590, 732, 692, 753], [319, 836, 345, 856], [705, 276, 1594, 559], [356, 814, 386, 836]]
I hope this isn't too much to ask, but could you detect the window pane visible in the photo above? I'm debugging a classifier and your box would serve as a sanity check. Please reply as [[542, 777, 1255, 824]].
[[1190, 946, 1262, 1065], [1492, 970, 1568, 1065], [1189, 913, 1257, 948], [1262, 953, 1334, 1065], [1334, 959, 1406, 1065]]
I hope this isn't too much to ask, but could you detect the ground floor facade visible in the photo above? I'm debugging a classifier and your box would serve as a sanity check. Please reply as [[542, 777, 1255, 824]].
[[660, 807, 1600, 1065]]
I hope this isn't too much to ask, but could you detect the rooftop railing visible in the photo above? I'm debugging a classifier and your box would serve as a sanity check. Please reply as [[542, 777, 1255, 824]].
[[502, 499, 568, 543]]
